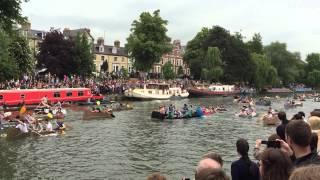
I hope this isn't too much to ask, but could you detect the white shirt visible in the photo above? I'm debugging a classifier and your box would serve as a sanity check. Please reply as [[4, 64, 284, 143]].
[[46, 122, 53, 131], [16, 123, 28, 133]]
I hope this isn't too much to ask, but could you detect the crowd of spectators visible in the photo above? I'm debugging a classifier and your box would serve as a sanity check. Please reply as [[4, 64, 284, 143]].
[[0, 75, 189, 95], [147, 109, 320, 180]]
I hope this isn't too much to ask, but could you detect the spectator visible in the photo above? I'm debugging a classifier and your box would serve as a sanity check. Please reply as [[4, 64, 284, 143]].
[[254, 134, 280, 160], [259, 148, 293, 180], [276, 111, 289, 141], [202, 152, 224, 167], [310, 132, 318, 153], [147, 173, 167, 180], [289, 165, 320, 180], [231, 138, 259, 180], [195, 168, 230, 180], [280, 120, 320, 167]]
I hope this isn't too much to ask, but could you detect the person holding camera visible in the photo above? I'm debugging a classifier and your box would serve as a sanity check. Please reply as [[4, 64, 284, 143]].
[[277, 120, 320, 167]]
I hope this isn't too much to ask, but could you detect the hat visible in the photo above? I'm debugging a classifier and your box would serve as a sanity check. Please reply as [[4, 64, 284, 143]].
[[4, 112, 12, 118], [47, 113, 53, 119]]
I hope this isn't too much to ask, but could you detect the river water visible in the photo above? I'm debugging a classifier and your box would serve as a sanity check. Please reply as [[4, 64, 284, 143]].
[[0, 96, 319, 179]]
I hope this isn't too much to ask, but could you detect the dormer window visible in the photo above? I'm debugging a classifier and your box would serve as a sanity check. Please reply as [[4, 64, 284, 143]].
[[99, 45, 104, 53], [112, 47, 117, 54]]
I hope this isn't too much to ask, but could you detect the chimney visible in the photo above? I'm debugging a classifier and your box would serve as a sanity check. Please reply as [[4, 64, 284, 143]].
[[114, 40, 120, 48], [97, 37, 104, 45]]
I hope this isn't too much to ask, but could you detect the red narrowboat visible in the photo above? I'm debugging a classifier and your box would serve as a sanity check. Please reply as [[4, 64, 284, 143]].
[[0, 88, 103, 106]]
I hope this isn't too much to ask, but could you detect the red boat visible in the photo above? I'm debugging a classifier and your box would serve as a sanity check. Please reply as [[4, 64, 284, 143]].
[[0, 88, 103, 106]]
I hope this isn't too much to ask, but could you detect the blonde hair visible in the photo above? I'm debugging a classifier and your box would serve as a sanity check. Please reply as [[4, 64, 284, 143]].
[[289, 165, 320, 180], [308, 116, 320, 130]]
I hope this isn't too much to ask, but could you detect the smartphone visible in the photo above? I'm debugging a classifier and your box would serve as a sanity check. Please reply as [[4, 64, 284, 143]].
[[261, 140, 280, 148]]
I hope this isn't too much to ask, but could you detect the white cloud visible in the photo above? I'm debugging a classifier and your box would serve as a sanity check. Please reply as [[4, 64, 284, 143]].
[[21, 0, 320, 59]]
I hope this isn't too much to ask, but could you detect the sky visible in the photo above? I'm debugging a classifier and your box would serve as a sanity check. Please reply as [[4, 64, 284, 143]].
[[21, 0, 320, 59]]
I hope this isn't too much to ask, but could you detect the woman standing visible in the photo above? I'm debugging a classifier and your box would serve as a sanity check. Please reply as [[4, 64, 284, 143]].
[[231, 138, 259, 180]]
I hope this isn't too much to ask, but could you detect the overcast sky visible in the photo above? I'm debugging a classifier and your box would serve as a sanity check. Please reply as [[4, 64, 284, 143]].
[[21, 0, 320, 59]]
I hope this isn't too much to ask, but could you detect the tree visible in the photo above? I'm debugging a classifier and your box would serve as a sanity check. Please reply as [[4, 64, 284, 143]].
[[120, 67, 128, 78], [305, 53, 320, 73], [204, 47, 223, 82], [264, 42, 301, 85], [74, 32, 95, 77], [8, 34, 34, 77], [307, 70, 320, 88], [177, 66, 184, 76], [0, 0, 27, 33], [246, 33, 263, 54], [184, 26, 254, 82], [251, 53, 278, 90], [162, 61, 175, 80], [37, 30, 77, 78], [126, 10, 172, 72], [0, 29, 18, 82]]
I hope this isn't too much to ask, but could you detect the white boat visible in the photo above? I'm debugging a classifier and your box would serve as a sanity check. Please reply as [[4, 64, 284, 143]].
[[124, 83, 189, 100]]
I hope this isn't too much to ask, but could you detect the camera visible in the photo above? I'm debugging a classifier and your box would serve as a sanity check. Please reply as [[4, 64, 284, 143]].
[[261, 140, 280, 148]]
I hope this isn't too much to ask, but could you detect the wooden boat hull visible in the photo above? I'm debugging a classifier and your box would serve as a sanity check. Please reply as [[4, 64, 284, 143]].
[[4, 128, 61, 140], [83, 111, 115, 120], [262, 115, 280, 125]]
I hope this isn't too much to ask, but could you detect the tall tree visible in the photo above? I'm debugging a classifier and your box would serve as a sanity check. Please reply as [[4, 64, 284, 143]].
[[264, 42, 300, 85], [8, 34, 34, 77], [184, 26, 254, 82], [126, 10, 172, 72], [0, 29, 18, 82], [74, 32, 95, 77], [307, 70, 320, 88], [251, 53, 278, 90], [37, 30, 77, 78], [246, 33, 263, 54], [0, 0, 27, 33], [305, 53, 320, 73], [162, 61, 175, 80]]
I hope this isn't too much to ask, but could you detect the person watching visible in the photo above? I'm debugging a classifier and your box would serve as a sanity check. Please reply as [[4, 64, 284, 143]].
[[276, 111, 289, 141], [278, 120, 320, 167]]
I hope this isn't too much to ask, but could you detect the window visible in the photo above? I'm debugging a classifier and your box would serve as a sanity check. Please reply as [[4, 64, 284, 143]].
[[54, 92, 60, 97], [21, 94, 25, 99], [114, 57, 117, 61], [122, 57, 124, 62], [101, 56, 104, 61], [66, 91, 72, 97], [78, 91, 84, 96], [0, 95, 3, 100]]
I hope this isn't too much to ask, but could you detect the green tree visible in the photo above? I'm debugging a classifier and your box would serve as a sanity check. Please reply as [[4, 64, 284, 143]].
[[205, 47, 223, 82], [37, 30, 77, 78], [184, 26, 254, 82], [126, 10, 172, 72], [120, 67, 128, 78], [74, 32, 95, 77], [251, 53, 278, 90], [0, 29, 18, 82], [307, 70, 320, 88], [246, 33, 263, 54], [177, 66, 184, 76], [8, 35, 34, 77], [162, 61, 175, 80], [264, 42, 301, 85], [0, 0, 27, 33], [305, 53, 320, 73]]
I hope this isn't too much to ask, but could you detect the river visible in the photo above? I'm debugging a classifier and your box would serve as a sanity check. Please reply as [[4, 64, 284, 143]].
[[0, 96, 318, 179]]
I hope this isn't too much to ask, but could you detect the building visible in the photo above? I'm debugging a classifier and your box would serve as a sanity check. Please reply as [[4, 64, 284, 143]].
[[63, 28, 94, 46], [19, 22, 47, 57], [152, 40, 190, 76], [93, 38, 129, 74]]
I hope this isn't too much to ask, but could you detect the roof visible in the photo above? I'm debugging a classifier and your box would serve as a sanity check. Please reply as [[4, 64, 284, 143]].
[[94, 44, 128, 57], [0, 88, 90, 93], [63, 28, 94, 41]]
